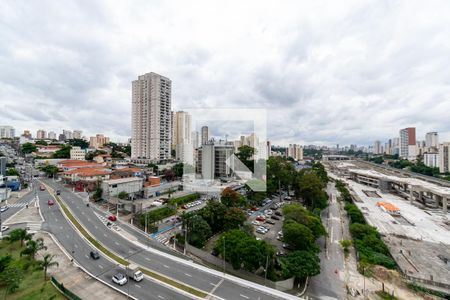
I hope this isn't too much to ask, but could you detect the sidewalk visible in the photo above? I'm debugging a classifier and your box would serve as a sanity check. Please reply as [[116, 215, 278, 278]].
[[36, 232, 126, 300], [5, 195, 125, 300]]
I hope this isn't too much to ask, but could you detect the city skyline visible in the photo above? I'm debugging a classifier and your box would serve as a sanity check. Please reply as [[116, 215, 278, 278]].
[[2, 1, 450, 145]]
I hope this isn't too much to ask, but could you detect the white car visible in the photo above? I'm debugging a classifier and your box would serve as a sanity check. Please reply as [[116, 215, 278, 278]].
[[112, 273, 128, 286], [0, 206, 8, 213], [264, 209, 273, 215], [1, 226, 9, 232], [251, 220, 260, 226]]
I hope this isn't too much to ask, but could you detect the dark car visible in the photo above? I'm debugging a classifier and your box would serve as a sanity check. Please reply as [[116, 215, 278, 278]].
[[275, 211, 282, 216], [265, 220, 276, 225], [271, 215, 280, 220], [90, 250, 100, 260], [56, 190, 61, 195]]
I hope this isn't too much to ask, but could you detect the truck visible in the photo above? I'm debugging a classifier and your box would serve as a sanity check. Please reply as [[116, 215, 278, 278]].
[[126, 264, 144, 282]]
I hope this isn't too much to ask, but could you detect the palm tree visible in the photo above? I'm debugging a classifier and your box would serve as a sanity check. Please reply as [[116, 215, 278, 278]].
[[39, 254, 59, 281], [20, 238, 47, 259], [6, 228, 32, 247]]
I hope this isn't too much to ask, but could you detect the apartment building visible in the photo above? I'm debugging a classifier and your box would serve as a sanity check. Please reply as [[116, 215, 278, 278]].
[[400, 127, 417, 161], [0, 126, 15, 139], [439, 143, 450, 173], [172, 111, 193, 163], [73, 130, 83, 139], [287, 144, 303, 161], [201, 126, 209, 145], [70, 146, 86, 160], [89, 134, 110, 149], [131, 72, 172, 162], [36, 129, 46, 140], [197, 140, 234, 179]]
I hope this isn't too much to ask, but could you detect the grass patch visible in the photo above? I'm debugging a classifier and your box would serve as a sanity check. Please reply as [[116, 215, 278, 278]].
[[0, 240, 65, 300], [375, 290, 398, 300], [168, 193, 200, 207], [407, 282, 450, 299], [54, 194, 207, 298]]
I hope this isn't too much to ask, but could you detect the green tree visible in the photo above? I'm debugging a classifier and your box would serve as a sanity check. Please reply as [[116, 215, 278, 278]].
[[93, 187, 103, 201], [187, 215, 212, 248], [6, 168, 19, 176], [220, 187, 246, 208], [282, 220, 315, 251], [118, 191, 128, 200], [298, 172, 328, 210], [223, 207, 247, 231], [312, 162, 329, 184], [282, 204, 326, 239], [199, 200, 227, 233], [236, 145, 255, 162], [282, 250, 320, 278], [6, 228, 32, 247], [21, 238, 47, 259], [21, 143, 37, 154], [67, 139, 89, 149], [0, 266, 24, 298], [340, 239, 352, 256], [53, 145, 72, 158], [0, 255, 12, 273], [41, 165, 59, 178], [39, 253, 59, 281], [35, 140, 48, 146]]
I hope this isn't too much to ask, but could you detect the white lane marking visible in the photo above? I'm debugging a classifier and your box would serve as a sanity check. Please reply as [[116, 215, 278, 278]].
[[98, 265, 103, 269], [55, 218, 58, 222], [145, 257, 151, 261], [157, 296, 164, 299], [115, 242, 119, 246], [85, 255, 89, 259], [210, 282, 216, 286], [163, 265, 170, 269], [240, 294, 249, 299], [184, 273, 192, 277], [103, 234, 107, 237], [95, 225, 98, 229], [87, 218, 91, 222], [134, 284, 141, 288]]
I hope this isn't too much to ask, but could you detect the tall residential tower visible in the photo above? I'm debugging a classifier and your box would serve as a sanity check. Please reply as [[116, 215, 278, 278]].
[[131, 72, 172, 161]]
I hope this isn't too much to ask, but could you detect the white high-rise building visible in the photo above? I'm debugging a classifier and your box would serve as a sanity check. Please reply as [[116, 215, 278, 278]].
[[172, 111, 193, 164], [63, 130, 73, 140], [36, 129, 46, 140], [192, 131, 200, 149], [373, 141, 382, 155], [424, 152, 439, 168], [131, 72, 172, 161], [439, 143, 450, 173], [201, 126, 209, 145], [73, 130, 83, 139], [0, 126, 15, 139], [425, 132, 439, 148], [47, 131, 56, 140]]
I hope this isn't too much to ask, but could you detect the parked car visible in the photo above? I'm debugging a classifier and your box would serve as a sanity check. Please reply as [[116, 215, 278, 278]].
[[0, 206, 8, 213], [276, 251, 285, 256], [108, 215, 117, 221], [112, 273, 128, 286], [47, 199, 55, 206], [271, 215, 280, 220], [1, 226, 9, 232], [56, 190, 61, 195], [90, 250, 100, 260], [256, 216, 265, 222], [264, 209, 273, 215], [251, 220, 260, 226], [275, 211, 282, 216], [265, 220, 276, 225], [251, 206, 259, 211]]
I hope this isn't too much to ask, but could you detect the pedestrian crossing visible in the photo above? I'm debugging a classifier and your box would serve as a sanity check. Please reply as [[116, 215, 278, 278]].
[[26, 222, 42, 233]]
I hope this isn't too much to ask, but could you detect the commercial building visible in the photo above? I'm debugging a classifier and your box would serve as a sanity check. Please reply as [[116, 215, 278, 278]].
[[197, 140, 234, 179], [400, 127, 417, 161], [36, 129, 46, 140], [70, 146, 86, 160], [425, 132, 439, 148], [131, 72, 172, 162], [89, 134, 110, 149], [101, 177, 144, 199], [439, 142, 450, 173], [201, 126, 209, 145], [0, 126, 15, 139], [373, 141, 382, 155], [287, 144, 303, 161], [172, 111, 193, 163]]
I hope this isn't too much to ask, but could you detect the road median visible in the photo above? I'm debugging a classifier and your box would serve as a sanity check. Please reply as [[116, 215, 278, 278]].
[[46, 183, 208, 298]]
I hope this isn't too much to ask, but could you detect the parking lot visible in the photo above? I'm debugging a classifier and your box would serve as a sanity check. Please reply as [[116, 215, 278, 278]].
[[246, 197, 287, 255]]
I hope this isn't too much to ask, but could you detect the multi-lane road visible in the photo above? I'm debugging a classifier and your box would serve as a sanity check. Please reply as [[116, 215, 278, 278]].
[[41, 179, 299, 300], [306, 182, 346, 300]]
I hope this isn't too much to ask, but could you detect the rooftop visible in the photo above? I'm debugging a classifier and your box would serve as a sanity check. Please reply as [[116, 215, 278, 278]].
[[103, 177, 144, 185]]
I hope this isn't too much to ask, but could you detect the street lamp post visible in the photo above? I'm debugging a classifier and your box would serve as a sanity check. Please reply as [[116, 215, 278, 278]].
[[222, 237, 226, 275]]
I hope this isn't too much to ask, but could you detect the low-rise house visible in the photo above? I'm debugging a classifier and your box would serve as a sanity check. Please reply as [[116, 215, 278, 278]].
[[58, 160, 104, 172], [63, 167, 111, 182], [110, 167, 143, 179]]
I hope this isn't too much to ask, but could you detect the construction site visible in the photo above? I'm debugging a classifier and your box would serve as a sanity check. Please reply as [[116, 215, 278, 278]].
[[328, 160, 450, 295]]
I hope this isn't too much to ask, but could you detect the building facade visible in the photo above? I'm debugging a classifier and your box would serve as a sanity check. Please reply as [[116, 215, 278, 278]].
[[0, 126, 15, 139], [48, 131, 56, 140], [197, 140, 234, 179], [424, 152, 439, 168], [131, 72, 172, 162], [287, 144, 303, 161], [400, 127, 417, 161], [73, 130, 83, 139], [36, 129, 46, 140], [425, 132, 439, 148], [70, 146, 86, 160], [89, 134, 110, 149], [439, 143, 450, 173], [172, 111, 192, 163], [201, 126, 209, 145]]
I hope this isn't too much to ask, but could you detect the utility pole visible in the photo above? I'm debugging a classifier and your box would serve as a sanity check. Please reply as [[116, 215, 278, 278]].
[[363, 266, 366, 299], [264, 255, 269, 286], [223, 237, 226, 275]]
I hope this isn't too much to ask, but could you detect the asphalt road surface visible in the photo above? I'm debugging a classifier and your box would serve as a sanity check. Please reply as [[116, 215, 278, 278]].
[[42, 179, 296, 300], [306, 182, 346, 300]]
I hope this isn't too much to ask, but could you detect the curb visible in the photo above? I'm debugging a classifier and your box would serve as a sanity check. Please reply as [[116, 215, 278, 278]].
[[41, 180, 207, 300]]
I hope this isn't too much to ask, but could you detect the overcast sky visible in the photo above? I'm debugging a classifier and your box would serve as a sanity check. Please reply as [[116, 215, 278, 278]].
[[1, 0, 450, 146]]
